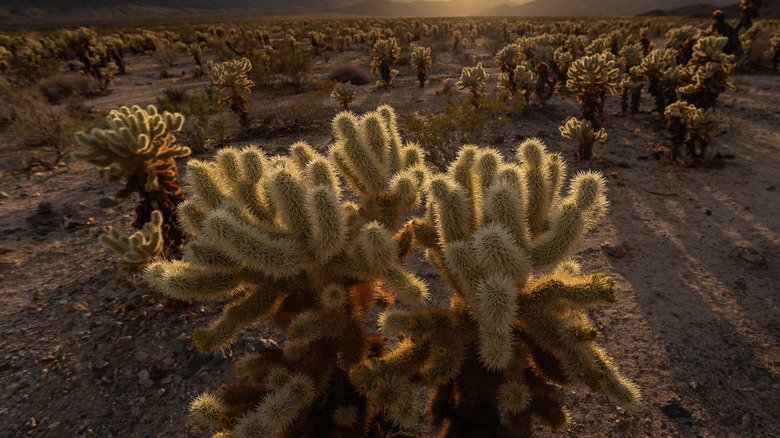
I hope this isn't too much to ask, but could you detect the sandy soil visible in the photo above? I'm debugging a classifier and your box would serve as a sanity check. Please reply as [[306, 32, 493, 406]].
[[0, 35, 779, 438]]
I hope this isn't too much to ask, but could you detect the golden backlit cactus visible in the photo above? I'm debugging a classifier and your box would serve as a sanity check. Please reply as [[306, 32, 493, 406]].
[[371, 37, 400, 88], [665, 101, 728, 163], [100, 210, 163, 272], [499, 63, 535, 103], [560, 117, 608, 161], [636, 48, 675, 114], [678, 36, 735, 108], [566, 52, 618, 129], [358, 138, 639, 436], [331, 81, 357, 110], [210, 57, 255, 127], [411, 46, 432, 87], [146, 105, 429, 438], [456, 62, 489, 109], [73, 105, 189, 256]]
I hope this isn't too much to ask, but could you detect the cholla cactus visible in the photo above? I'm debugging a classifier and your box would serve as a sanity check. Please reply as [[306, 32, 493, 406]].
[[210, 57, 255, 127], [665, 25, 700, 64], [566, 52, 618, 129], [371, 37, 400, 89], [665, 101, 728, 163], [619, 43, 643, 72], [100, 210, 163, 272], [678, 36, 735, 108], [457, 62, 489, 109], [639, 27, 653, 56], [500, 63, 535, 103], [146, 106, 430, 437], [495, 43, 522, 94], [411, 46, 432, 87], [361, 139, 639, 434], [331, 81, 357, 110], [73, 105, 189, 255], [619, 73, 643, 115], [772, 30, 780, 70], [636, 49, 675, 114], [560, 117, 608, 161]]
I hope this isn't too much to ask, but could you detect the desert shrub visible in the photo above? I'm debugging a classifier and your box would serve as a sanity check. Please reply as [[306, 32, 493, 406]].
[[146, 107, 638, 438], [257, 85, 327, 136], [37, 74, 98, 104], [328, 63, 369, 85], [250, 44, 313, 88]]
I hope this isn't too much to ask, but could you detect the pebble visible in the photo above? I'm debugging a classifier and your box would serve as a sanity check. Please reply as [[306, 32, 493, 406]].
[[98, 197, 119, 208], [37, 202, 53, 215], [78, 276, 88, 285], [0, 191, 9, 199], [138, 378, 154, 388], [138, 369, 151, 380], [134, 351, 149, 362]]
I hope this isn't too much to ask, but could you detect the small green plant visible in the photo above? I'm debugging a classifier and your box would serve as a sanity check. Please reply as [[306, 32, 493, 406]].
[[559, 116, 607, 162], [410, 46, 432, 87], [73, 105, 190, 259], [331, 81, 357, 110], [210, 57, 255, 128], [456, 62, 489, 109], [371, 37, 400, 89]]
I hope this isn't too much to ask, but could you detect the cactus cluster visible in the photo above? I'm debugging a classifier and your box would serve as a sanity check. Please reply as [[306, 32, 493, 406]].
[[678, 36, 735, 108], [100, 210, 164, 272], [73, 105, 189, 256], [664, 101, 728, 163], [146, 106, 638, 438]]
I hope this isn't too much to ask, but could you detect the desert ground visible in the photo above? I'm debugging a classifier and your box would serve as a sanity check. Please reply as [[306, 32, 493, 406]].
[[0, 20, 779, 438]]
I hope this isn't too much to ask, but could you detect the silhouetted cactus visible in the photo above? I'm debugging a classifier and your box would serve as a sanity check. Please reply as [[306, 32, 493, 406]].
[[331, 81, 357, 110], [371, 38, 400, 89], [636, 49, 674, 114], [73, 105, 189, 257], [210, 57, 255, 128], [664, 101, 728, 164], [411, 46, 432, 88]]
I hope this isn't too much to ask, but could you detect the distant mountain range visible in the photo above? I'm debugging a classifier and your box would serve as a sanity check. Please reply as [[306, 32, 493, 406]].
[[640, 0, 779, 18], [0, 0, 775, 28]]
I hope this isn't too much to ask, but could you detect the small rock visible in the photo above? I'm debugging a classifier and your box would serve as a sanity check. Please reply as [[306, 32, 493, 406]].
[[734, 281, 747, 291], [134, 351, 149, 362], [487, 134, 505, 144], [37, 202, 53, 215], [26, 417, 37, 429], [163, 356, 175, 366], [688, 381, 702, 392], [160, 376, 173, 385], [0, 191, 9, 199], [617, 161, 631, 169], [139, 378, 154, 388], [767, 186, 776, 192], [742, 413, 752, 428], [47, 421, 60, 430], [98, 197, 119, 208], [138, 369, 151, 380], [78, 276, 88, 285], [602, 243, 628, 258], [172, 342, 186, 355], [661, 401, 692, 419]]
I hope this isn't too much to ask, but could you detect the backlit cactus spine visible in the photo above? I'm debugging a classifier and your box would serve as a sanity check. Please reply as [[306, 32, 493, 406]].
[[210, 56, 255, 127], [361, 139, 639, 436], [73, 105, 189, 256], [147, 105, 430, 437]]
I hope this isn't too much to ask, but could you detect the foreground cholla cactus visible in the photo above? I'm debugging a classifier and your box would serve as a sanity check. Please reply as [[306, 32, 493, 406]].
[[560, 117, 608, 161], [73, 105, 189, 256], [331, 81, 357, 110], [210, 57, 255, 127], [148, 106, 638, 438], [411, 46, 432, 87], [664, 101, 728, 163], [566, 52, 618, 129], [457, 62, 489, 109], [147, 105, 429, 437], [371, 37, 400, 89]]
